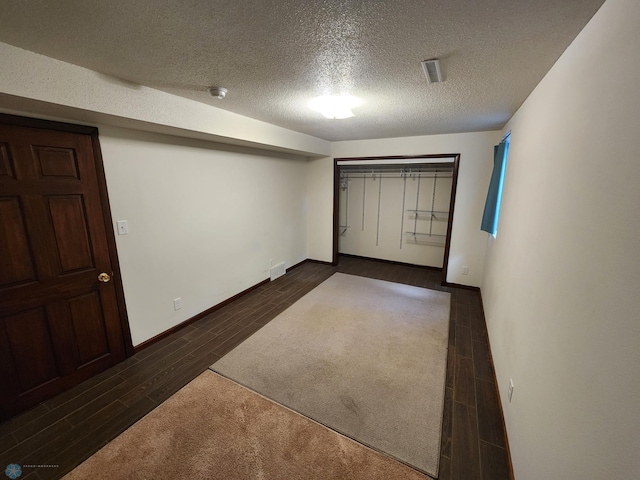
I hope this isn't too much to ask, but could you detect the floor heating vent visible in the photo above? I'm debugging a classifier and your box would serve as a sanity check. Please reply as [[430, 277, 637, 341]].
[[270, 262, 286, 281]]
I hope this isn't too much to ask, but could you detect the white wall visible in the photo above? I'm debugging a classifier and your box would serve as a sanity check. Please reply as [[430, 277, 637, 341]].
[[306, 156, 335, 262], [339, 172, 452, 267], [481, 0, 640, 478], [99, 127, 308, 345], [306, 131, 500, 285]]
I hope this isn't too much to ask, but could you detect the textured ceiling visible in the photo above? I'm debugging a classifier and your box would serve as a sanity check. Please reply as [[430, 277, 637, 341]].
[[0, 0, 604, 142]]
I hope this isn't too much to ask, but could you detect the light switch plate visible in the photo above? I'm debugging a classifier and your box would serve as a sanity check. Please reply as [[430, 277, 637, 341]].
[[117, 220, 128, 235]]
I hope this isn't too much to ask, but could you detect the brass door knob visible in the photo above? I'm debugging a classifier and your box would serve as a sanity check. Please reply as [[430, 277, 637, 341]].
[[98, 272, 111, 283]]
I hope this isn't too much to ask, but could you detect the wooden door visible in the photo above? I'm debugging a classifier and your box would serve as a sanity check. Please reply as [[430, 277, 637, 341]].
[[0, 116, 131, 420]]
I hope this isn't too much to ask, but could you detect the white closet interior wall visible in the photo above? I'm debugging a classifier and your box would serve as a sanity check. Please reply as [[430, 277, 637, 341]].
[[338, 164, 453, 267]]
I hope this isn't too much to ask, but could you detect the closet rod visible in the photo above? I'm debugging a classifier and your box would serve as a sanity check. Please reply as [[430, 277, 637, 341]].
[[342, 172, 453, 179]]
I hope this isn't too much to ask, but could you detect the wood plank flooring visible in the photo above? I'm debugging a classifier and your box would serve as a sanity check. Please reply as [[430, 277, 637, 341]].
[[0, 256, 511, 480]]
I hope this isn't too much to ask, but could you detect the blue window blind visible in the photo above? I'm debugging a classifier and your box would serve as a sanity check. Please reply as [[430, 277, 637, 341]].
[[481, 136, 510, 235]]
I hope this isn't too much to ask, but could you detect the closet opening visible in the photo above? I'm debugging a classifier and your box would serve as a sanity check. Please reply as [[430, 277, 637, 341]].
[[332, 154, 460, 285]]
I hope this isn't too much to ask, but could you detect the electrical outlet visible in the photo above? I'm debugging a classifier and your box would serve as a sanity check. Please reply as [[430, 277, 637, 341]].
[[462, 266, 469, 275], [508, 378, 514, 402], [173, 297, 182, 311]]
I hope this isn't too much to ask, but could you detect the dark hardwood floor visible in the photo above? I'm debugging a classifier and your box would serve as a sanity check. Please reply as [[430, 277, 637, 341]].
[[0, 256, 511, 480]]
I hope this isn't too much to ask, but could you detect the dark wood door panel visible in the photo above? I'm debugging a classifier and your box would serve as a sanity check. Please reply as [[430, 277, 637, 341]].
[[0, 196, 37, 288], [34, 145, 80, 179], [48, 195, 95, 273], [2, 307, 60, 393], [1, 290, 117, 391], [0, 337, 116, 419], [68, 291, 111, 365], [0, 142, 16, 178], [0, 115, 131, 420]]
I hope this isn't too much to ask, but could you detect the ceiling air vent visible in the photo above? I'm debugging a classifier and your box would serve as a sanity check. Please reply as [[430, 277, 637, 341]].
[[421, 59, 443, 84]]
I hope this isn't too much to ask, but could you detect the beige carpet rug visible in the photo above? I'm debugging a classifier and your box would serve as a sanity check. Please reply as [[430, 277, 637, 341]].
[[63, 371, 429, 480], [211, 273, 451, 477]]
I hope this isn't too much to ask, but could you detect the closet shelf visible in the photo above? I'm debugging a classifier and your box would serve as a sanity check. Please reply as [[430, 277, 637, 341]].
[[406, 209, 449, 220], [404, 232, 446, 246], [406, 209, 448, 214]]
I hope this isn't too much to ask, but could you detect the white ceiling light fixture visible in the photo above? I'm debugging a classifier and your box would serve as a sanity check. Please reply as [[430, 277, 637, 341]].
[[309, 95, 362, 119], [421, 59, 443, 84], [208, 86, 228, 99]]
